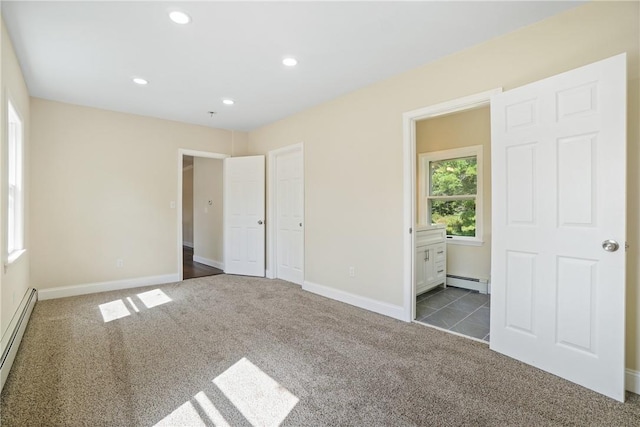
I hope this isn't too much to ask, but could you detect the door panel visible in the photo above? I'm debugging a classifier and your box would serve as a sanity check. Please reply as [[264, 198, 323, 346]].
[[491, 54, 626, 401], [223, 156, 265, 277], [275, 149, 304, 285]]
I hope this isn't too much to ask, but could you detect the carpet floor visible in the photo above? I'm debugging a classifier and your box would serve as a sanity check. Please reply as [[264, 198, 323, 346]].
[[1, 275, 639, 426]]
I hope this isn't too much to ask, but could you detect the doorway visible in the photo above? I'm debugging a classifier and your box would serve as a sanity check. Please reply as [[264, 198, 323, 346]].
[[414, 106, 491, 341], [182, 155, 225, 279], [178, 149, 229, 280], [402, 89, 500, 330]]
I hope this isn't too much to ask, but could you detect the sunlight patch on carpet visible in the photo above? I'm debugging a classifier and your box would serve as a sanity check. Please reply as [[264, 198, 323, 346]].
[[126, 297, 140, 312], [99, 300, 130, 322], [154, 391, 231, 427], [154, 401, 207, 427], [213, 357, 299, 427], [194, 391, 231, 427], [137, 289, 172, 308]]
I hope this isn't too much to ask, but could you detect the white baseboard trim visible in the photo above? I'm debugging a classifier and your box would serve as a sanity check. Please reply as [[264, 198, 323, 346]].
[[626, 369, 640, 394], [302, 280, 405, 321], [183, 241, 194, 248], [37, 274, 181, 300], [192, 255, 224, 270], [266, 269, 275, 279], [446, 276, 489, 294]]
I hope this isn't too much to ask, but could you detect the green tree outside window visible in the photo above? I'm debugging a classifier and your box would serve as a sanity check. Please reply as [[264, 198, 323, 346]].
[[428, 157, 477, 237]]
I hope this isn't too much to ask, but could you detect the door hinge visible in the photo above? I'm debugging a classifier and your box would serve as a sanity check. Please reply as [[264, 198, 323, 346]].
[[626, 241, 629, 251], [409, 227, 413, 234]]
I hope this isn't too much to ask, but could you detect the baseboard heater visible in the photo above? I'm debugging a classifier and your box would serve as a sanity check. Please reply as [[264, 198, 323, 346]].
[[1, 288, 37, 392], [446, 275, 489, 294]]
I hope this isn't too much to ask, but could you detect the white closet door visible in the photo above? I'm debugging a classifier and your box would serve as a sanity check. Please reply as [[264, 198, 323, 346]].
[[276, 149, 304, 285]]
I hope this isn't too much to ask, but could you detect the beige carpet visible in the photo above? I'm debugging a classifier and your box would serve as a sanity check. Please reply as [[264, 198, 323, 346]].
[[1, 275, 640, 426]]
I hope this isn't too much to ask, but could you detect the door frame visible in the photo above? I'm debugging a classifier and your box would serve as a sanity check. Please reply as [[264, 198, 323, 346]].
[[402, 88, 502, 322], [266, 142, 305, 283], [177, 149, 229, 280]]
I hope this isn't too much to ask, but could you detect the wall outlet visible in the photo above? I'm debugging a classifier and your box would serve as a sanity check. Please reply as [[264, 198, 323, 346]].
[[116, 259, 124, 268], [349, 266, 355, 277]]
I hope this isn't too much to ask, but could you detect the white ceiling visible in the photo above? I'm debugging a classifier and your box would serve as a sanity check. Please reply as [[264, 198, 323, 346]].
[[2, 1, 582, 131]]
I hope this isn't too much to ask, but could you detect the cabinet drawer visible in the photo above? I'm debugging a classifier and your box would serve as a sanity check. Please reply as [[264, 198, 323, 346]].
[[435, 262, 446, 280], [416, 228, 446, 246], [434, 244, 446, 262]]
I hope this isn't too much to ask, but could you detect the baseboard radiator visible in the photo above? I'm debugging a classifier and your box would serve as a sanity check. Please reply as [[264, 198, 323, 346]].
[[1, 288, 37, 392], [446, 275, 489, 294]]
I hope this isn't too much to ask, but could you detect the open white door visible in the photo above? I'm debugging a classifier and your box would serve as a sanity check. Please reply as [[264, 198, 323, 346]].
[[491, 54, 626, 401], [224, 156, 265, 277]]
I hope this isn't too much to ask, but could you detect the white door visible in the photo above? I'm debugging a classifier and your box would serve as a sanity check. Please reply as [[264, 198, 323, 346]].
[[491, 54, 626, 401], [223, 156, 265, 277], [275, 148, 304, 284]]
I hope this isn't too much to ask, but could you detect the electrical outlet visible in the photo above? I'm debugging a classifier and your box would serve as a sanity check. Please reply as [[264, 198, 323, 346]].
[[116, 259, 124, 268], [349, 267, 355, 277]]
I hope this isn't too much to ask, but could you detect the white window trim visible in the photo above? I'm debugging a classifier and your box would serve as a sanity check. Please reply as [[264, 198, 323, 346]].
[[7, 99, 25, 260], [418, 145, 483, 245]]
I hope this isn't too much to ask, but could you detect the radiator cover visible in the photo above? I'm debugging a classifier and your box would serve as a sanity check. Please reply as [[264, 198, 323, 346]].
[[0, 288, 37, 392]]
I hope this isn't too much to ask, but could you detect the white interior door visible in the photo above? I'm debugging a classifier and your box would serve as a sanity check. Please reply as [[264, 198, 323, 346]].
[[490, 54, 626, 401], [275, 148, 304, 285], [223, 156, 265, 277]]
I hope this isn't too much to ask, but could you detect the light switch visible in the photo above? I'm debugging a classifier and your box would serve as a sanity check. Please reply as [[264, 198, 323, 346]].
[[170, 201, 176, 209]]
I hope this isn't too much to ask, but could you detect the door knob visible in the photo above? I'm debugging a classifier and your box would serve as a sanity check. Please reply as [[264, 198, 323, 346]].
[[258, 220, 263, 225], [299, 223, 303, 227], [602, 240, 619, 252]]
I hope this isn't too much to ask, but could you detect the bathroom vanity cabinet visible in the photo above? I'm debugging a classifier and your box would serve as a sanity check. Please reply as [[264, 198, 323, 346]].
[[415, 225, 447, 296]]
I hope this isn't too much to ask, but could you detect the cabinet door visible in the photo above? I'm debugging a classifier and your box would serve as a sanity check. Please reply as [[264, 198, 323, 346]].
[[424, 246, 437, 285]]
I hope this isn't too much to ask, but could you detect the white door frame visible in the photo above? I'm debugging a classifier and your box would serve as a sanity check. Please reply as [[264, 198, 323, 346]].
[[402, 89, 502, 322], [266, 142, 305, 281], [177, 149, 229, 280]]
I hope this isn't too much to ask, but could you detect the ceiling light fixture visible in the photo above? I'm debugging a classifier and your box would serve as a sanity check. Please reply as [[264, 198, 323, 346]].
[[222, 99, 235, 105], [169, 11, 191, 25], [132, 77, 148, 85], [282, 57, 298, 67]]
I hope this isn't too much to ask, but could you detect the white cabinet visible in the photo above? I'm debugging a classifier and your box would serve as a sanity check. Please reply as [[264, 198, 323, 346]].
[[415, 226, 446, 296]]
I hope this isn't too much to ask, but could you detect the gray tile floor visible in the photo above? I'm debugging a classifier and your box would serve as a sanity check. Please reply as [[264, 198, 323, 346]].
[[416, 286, 490, 342]]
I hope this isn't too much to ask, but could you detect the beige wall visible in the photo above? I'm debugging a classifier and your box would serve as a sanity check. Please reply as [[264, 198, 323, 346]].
[[193, 157, 223, 265], [247, 2, 640, 369], [182, 163, 194, 246], [30, 99, 234, 289], [416, 106, 491, 281], [1, 18, 31, 339], [232, 131, 249, 157]]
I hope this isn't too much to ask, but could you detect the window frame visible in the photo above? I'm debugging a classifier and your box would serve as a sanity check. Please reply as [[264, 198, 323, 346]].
[[418, 145, 483, 245], [7, 99, 25, 262]]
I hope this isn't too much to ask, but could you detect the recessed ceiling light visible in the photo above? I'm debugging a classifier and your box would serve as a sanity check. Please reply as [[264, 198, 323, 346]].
[[222, 99, 235, 105], [282, 57, 298, 67], [169, 11, 191, 25], [132, 77, 148, 85]]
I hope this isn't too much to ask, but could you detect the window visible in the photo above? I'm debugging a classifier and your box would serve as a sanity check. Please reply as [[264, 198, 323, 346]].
[[7, 100, 24, 259], [419, 146, 483, 244]]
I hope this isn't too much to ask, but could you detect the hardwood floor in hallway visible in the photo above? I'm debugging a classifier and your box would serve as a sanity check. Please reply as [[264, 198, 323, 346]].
[[183, 246, 224, 279]]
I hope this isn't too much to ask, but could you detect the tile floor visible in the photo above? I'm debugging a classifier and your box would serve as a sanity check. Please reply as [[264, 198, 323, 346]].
[[416, 285, 490, 342]]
